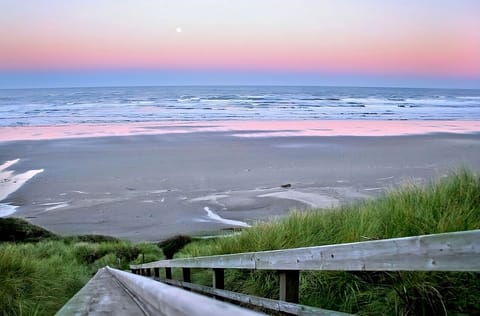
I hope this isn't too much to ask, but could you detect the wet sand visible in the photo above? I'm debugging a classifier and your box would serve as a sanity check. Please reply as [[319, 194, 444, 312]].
[[1, 131, 480, 241]]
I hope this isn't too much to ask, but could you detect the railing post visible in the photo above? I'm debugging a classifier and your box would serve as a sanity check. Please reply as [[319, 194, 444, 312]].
[[279, 270, 299, 303], [182, 268, 191, 283], [213, 268, 224, 290], [182, 268, 191, 291], [154, 267, 160, 278], [165, 267, 172, 279]]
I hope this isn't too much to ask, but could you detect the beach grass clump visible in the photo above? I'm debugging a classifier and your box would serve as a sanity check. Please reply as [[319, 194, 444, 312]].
[[178, 170, 480, 315], [0, 220, 164, 316], [63, 234, 120, 243], [0, 218, 57, 242], [73, 241, 144, 266], [157, 234, 193, 259], [0, 241, 89, 316], [133, 242, 165, 264]]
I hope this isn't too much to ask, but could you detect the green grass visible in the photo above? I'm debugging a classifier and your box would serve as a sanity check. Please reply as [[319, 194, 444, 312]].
[[0, 218, 56, 243], [0, 231, 163, 316], [0, 241, 90, 316], [178, 170, 480, 315]]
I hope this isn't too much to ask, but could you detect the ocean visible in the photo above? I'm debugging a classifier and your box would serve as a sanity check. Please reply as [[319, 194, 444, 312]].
[[1, 86, 480, 126]]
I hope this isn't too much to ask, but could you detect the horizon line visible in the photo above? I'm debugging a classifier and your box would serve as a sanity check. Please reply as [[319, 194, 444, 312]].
[[1, 83, 480, 91]]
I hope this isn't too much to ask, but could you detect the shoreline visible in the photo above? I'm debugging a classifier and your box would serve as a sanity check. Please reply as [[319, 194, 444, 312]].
[[1, 123, 479, 241], [1, 120, 480, 143]]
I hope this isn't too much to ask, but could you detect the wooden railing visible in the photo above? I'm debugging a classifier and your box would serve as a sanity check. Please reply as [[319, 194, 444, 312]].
[[57, 266, 264, 316], [130, 230, 480, 315]]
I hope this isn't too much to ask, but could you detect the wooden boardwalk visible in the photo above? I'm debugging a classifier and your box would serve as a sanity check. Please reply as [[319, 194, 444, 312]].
[[56, 267, 263, 316], [56, 268, 147, 315], [58, 230, 480, 315]]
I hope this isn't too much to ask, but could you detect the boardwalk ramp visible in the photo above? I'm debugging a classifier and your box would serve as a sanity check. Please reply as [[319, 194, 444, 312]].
[[56, 266, 263, 316]]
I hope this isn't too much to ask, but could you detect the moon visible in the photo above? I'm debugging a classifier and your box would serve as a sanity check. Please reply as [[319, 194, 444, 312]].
[[176, 27, 182, 33]]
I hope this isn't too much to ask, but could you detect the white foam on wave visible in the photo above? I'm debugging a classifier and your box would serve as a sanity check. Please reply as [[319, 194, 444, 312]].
[[0, 158, 44, 217], [258, 190, 339, 208], [0, 203, 18, 217], [44, 203, 69, 211], [0, 169, 45, 200], [191, 194, 228, 202], [457, 96, 480, 100], [363, 187, 383, 191], [71, 190, 88, 194], [39, 201, 70, 211], [203, 206, 250, 228], [40, 201, 66, 206], [0, 159, 20, 171]]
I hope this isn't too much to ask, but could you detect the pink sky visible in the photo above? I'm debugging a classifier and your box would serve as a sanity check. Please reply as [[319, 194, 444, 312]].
[[1, 0, 479, 87]]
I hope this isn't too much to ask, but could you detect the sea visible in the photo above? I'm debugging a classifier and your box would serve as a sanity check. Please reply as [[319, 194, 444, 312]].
[[1, 86, 480, 126]]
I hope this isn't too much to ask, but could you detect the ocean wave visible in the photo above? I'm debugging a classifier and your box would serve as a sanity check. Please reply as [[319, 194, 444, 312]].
[[0, 86, 479, 126]]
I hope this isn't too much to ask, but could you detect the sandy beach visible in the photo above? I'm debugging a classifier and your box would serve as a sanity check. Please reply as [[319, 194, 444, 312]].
[[1, 123, 480, 241]]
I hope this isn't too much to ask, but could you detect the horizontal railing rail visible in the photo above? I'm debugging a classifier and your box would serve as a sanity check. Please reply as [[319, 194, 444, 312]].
[[57, 267, 263, 316], [161, 278, 352, 316], [130, 230, 480, 315]]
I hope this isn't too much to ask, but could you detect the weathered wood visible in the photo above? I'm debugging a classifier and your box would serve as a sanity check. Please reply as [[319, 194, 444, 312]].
[[279, 270, 299, 303], [161, 278, 352, 316], [104, 267, 264, 316], [56, 268, 151, 316], [131, 230, 480, 272], [213, 268, 224, 290], [154, 267, 160, 278], [165, 267, 172, 279]]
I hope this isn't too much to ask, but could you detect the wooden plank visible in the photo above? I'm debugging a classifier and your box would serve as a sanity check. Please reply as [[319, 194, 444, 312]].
[[279, 270, 299, 303], [131, 230, 480, 272], [105, 267, 264, 316], [161, 278, 352, 316], [56, 268, 151, 316]]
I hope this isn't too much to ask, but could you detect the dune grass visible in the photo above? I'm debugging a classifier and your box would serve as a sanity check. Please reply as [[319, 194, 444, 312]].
[[178, 170, 480, 315], [0, 241, 90, 316], [0, 233, 163, 316]]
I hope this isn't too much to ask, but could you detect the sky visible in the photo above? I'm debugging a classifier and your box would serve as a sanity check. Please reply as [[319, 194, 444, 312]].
[[1, 0, 479, 88]]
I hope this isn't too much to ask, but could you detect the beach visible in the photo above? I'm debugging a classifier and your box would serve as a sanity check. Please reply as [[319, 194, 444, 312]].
[[1, 122, 480, 241]]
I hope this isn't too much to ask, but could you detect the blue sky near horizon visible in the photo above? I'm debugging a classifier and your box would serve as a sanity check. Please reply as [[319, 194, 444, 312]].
[[1, 70, 479, 90], [1, 0, 479, 89]]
